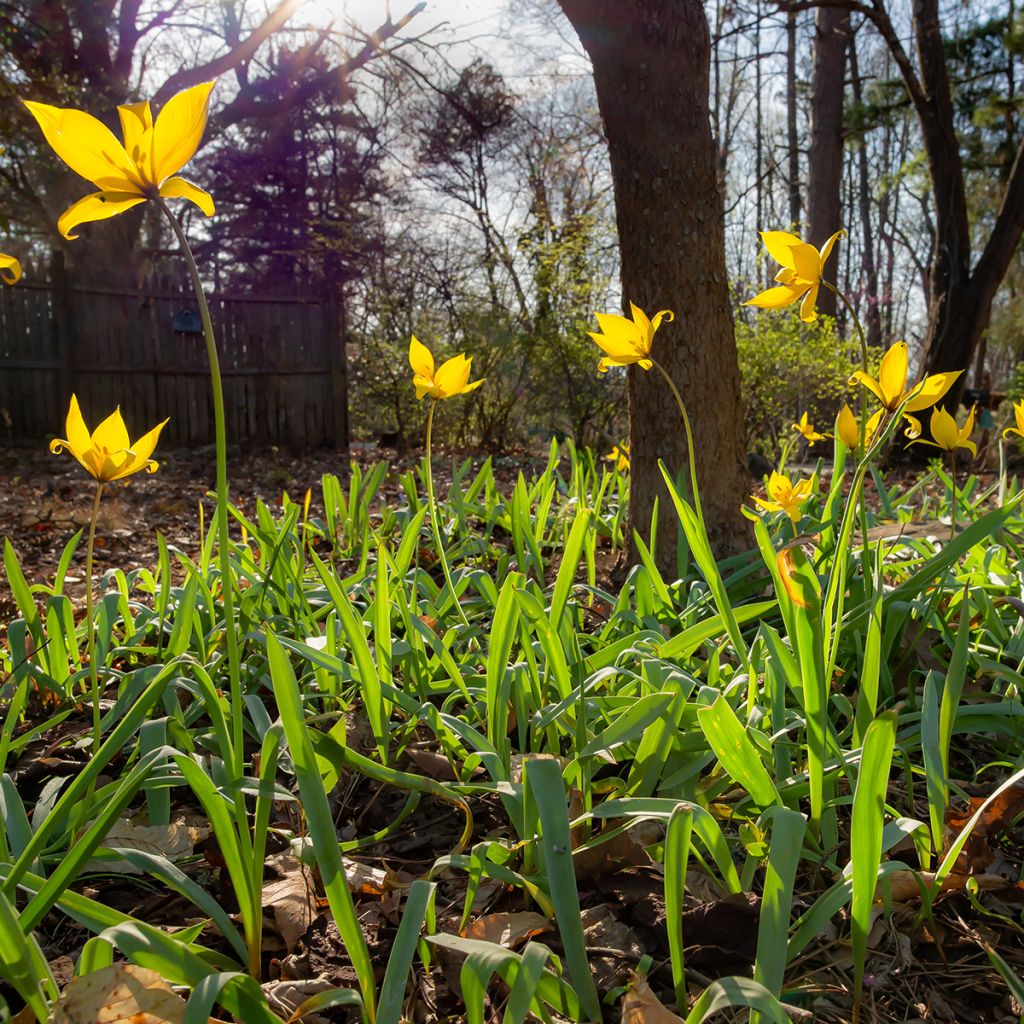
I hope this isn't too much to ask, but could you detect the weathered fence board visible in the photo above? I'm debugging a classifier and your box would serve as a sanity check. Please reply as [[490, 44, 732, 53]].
[[0, 262, 348, 450]]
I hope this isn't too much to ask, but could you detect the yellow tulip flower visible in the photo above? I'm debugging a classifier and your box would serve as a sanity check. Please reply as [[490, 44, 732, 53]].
[[1003, 400, 1024, 441], [588, 303, 673, 373], [744, 229, 846, 323], [752, 471, 814, 524], [409, 336, 484, 400], [605, 443, 630, 471], [792, 411, 827, 444], [849, 341, 961, 438], [24, 82, 215, 240], [909, 406, 976, 457], [0, 253, 21, 284], [50, 394, 168, 482], [835, 404, 883, 450]]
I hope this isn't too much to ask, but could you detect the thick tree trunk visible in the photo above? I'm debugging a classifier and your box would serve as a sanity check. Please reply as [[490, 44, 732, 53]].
[[806, 4, 849, 318], [556, 0, 748, 573]]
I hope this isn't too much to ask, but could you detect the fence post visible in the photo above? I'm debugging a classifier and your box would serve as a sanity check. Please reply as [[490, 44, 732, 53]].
[[49, 249, 75, 416], [326, 288, 349, 451]]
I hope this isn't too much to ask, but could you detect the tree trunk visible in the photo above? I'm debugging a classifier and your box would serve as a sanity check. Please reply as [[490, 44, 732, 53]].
[[556, 0, 748, 573], [806, 4, 849, 318]]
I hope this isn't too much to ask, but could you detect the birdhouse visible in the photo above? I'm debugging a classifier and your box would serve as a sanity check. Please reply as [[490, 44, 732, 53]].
[[173, 308, 202, 334]]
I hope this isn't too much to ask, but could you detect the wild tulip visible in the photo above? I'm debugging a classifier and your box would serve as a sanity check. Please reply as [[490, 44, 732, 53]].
[[409, 336, 484, 400], [752, 470, 814, 525], [605, 443, 630, 471], [0, 253, 20, 284], [1003, 400, 1024, 441], [588, 303, 673, 373], [849, 342, 961, 439], [836, 404, 883, 451], [908, 405, 977, 457], [744, 229, 846, 323], [50, 394, 167, 482], [792, 411, 827, 444], [24, 82, 215, 239]]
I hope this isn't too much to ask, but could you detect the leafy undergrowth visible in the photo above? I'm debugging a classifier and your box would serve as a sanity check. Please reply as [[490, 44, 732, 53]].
[[3, 440, 1024, 1024]]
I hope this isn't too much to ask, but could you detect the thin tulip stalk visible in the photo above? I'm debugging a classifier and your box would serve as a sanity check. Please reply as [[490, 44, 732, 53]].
[[158, 199, 243, 776], [49, 396, 167, 751], [408, 336, 484, 630], [83, 483, 103, 750], [424, 400, 470, 628]]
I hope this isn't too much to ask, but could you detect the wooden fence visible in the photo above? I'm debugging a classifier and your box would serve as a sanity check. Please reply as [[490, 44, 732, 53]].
[[0, 260, 348, 449]]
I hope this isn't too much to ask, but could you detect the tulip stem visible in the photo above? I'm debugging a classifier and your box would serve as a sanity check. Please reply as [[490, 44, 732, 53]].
[[84, 482, 104, 752], [651, 360, 704, 529], [425, 400, 471, 628], [823, 280, 873, 556], [949, 450, 958, 541], [158, 199, 243, 777]]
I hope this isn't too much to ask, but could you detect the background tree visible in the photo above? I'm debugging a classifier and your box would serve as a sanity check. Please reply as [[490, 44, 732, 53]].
[[556, 0, 749, 569]]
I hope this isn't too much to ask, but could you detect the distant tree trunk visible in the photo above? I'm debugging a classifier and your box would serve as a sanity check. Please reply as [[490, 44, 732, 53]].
[[786, 7, 802, 229], [806, 4, 849, 317], [847, 28, 882, 347], [843, 0, 1024, 397], [556, 0, 748, 572]]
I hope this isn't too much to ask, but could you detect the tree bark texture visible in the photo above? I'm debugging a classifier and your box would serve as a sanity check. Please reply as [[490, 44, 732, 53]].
[[557, 0, 749, 573], [806, 3, 849, 319]]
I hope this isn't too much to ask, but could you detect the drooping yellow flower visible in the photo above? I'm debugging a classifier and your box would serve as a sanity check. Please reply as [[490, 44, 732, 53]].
[[0, 253, 21, 284], [1003, 400, 1024, 441], [792, 411, 827, 444], [50, 394, 168, 482], [835, 404, 884, 450], [849, 342, 961, 438], [752, 471, 815, 524], [588, 303, 673, 373], [24, 82, 215, 240], [605, 442, 630, 471], [744, 229, 846, 323], [909, 406, 976, 457], [409, 336, 484, 401]]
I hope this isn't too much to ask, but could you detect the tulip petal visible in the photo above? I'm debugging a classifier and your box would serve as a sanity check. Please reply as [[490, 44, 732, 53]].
[[159, 176, 214, 216], [409, 336, 434, 379], [112, 417, 168, 478], [902, 412, 924, 439], [412, 374, 434, 400], [91, 406, 131, 454], [930, 406, 958, 450], [152, 82, 214, 183], [789, 242, 820, 283], [23, 101, 142, 191], [0, 253, 21, 284], [57, 190, 147, 241], [118, 101, 155, 183], [836, 404, 859, 448], [903, 369, 962, 412], [817, 229, 846, 270], [744, 284, 807, 310], [799, 281, 820, 322], [849, 370, 887, 408], [65, 394, 91, 456], [878, 342, 909, 408], [759, 230, 802, 269]]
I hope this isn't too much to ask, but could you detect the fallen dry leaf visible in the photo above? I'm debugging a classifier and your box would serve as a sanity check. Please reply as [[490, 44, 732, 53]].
[[620, 972, 684, 1024], [50, 964, 210, 1024], [84, 817, 210, 875], [943, 781, 1024, 873], [461, 910, 551, 947], [343, 858, 393, 895], [263, 853, 318, 953], [880, 870, 1018, 902]]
